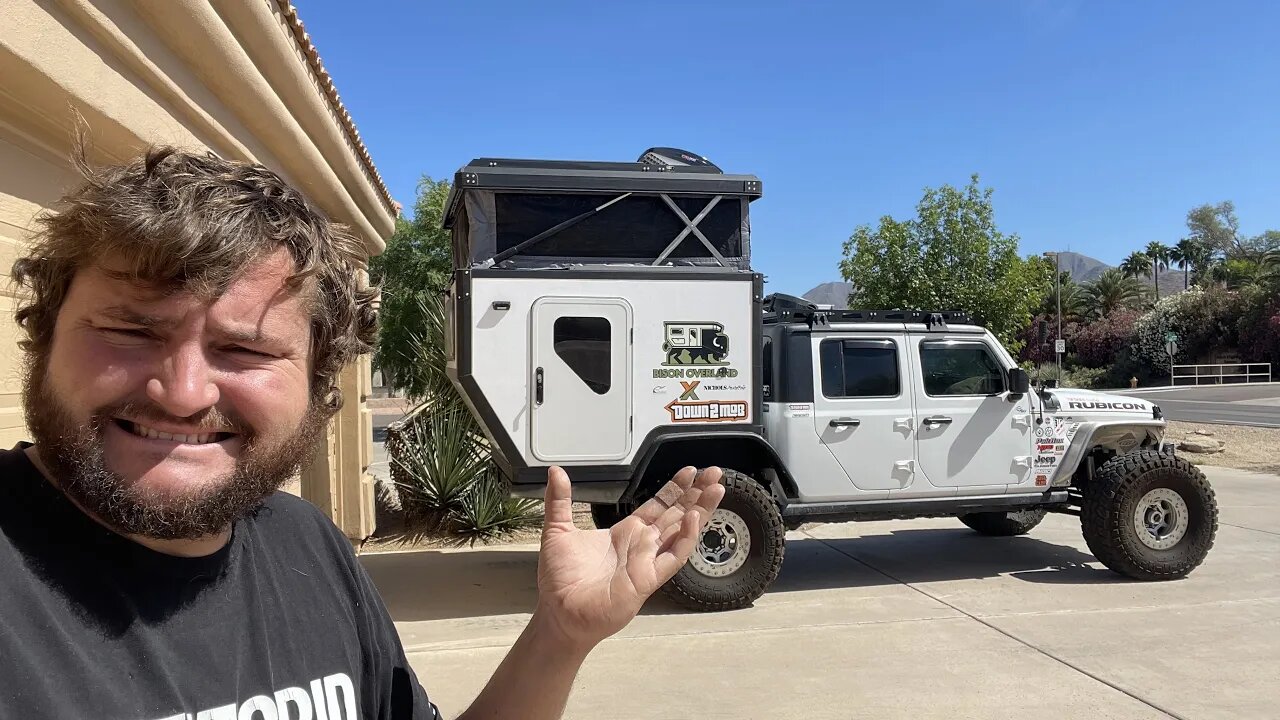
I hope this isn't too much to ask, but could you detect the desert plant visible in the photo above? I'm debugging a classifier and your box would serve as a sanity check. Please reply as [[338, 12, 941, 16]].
[[448, 471, 543, 547]]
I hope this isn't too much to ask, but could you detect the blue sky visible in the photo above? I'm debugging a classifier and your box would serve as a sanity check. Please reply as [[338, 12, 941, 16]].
[[300, 0, 1279, 297]]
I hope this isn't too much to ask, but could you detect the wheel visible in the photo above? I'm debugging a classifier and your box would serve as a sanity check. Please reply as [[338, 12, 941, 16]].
[[1081, 450, 1218, 580], [589, 503, 632, 530], [660, 469, 785, 612], [959, 508, 1046, 536]]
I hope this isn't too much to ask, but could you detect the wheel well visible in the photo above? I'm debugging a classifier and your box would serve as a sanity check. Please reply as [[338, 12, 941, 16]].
[[630, 435, 796, 502]]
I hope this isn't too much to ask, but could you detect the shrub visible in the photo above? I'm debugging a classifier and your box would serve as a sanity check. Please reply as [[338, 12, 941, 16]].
[[1131, 287, 1242, 372], [1237, 287, 1280, 365], [1017, 314, 1079, 365], [1071, 310, 1140, 368]]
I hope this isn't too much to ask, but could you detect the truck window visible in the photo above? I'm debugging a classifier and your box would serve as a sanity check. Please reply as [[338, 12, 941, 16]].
[[553, 316, 611, 394], [820, 339, 899, 398], [919, 341, 1005, 396]]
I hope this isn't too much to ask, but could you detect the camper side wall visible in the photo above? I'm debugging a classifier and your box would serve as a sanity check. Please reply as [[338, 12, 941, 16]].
[[452, 269, 762, 489]]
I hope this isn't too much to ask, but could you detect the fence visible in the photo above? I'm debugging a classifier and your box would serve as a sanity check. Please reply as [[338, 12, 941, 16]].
[[1171, 363, 1272, 386]]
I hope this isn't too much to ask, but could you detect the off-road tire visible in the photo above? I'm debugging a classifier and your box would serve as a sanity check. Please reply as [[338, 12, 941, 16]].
[[1082, 450, 1218, 580], [589, 503, 632, 530], [661, 470, 785, 612], [959, 508, 1046, 536]]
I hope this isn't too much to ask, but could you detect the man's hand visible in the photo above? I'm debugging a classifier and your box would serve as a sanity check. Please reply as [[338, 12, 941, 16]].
[[534, 465, 725, 651], [457, 466, 723, 720]]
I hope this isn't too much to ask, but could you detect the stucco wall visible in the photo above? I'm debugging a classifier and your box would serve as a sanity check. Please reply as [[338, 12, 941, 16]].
[[0, 0, 393, 539]]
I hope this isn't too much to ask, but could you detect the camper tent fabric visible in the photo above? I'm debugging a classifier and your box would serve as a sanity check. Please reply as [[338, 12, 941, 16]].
[[458, 190, 752, 270]]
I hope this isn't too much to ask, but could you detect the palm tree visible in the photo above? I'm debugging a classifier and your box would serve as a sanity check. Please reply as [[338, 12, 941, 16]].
[[1146, 241, 1171, 300], [1042, 271, 1088, 320], [1084, 268, 1148, 318], [1170, 238, 1199, 290], [1120, 251, 1152, 282]]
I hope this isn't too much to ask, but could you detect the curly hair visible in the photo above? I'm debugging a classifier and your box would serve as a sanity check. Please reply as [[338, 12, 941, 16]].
[[11, 145, 379, 415]]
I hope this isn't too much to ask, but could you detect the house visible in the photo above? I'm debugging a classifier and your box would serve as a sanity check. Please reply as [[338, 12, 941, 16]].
[[0, 0, 393, 540]]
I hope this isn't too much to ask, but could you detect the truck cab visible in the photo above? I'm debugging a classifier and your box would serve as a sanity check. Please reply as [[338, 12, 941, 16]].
[[764, 303, 1043, 503]]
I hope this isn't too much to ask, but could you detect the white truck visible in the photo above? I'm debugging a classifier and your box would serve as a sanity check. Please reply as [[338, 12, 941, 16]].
[[443, 149, 1218, 611]]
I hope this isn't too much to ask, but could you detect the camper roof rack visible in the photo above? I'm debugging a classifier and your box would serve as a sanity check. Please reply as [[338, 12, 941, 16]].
[[763, 294, 974, 329]]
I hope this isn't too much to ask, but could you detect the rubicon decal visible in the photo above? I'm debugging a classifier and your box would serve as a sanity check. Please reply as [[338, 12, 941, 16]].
[[1067, 400, 1149, 411], [666, 399, 749, 423]]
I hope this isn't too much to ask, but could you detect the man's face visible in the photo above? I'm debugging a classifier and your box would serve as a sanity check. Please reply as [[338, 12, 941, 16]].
[[26, 248, 324, 539]]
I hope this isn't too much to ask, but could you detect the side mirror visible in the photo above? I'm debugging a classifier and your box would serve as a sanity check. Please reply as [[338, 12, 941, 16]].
[[1008, 368, 1030, 395]]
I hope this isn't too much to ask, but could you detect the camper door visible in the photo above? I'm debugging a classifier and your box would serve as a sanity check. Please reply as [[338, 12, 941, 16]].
[[531, 298, 632, 462]]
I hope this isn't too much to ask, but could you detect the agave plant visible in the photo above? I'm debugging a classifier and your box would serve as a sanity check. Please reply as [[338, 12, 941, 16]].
[[390, 401, 491, 537], [447, 470, 543, 547]]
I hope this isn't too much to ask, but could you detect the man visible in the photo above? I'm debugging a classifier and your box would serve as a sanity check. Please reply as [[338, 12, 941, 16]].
[[0, 146, 724, 719]]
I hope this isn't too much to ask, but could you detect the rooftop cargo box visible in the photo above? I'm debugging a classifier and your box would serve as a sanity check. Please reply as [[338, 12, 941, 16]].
[[443, 156, 763, 271]]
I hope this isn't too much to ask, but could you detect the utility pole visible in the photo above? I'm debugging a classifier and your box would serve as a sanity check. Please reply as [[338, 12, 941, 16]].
[[1043, 251, 1062, 372]]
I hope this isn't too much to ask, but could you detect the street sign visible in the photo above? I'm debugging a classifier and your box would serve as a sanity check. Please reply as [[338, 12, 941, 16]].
[[1165, 331, 1179, 344], [1166, 340, 1179, 357], [1054, 339, 1067, 354]]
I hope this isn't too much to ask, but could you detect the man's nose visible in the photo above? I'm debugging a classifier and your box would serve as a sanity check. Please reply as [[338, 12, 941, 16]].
[[145, 342, 220, 417]]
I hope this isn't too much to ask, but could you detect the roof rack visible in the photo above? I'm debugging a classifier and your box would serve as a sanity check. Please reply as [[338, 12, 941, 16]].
[[762, 294, 975, 329]]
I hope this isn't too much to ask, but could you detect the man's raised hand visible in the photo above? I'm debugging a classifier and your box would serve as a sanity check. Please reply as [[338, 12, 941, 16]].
[[533, 465, 725, 651]]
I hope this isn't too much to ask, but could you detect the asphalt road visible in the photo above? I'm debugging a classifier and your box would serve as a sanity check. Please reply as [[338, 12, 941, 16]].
[[1113, 384, 1280, 428]]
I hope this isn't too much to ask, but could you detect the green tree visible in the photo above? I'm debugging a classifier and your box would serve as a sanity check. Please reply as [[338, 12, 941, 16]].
[[839, 174, 1052, 351], [1119, 251, 1152, 282], [369, 176, 454, 395], [1041, 271, 1088, 320], [1145, 241, 1170, 300], [1170, 238, 1201, 290], [1186, 201, 1242, 258], [1084, 268, 1148, 319]]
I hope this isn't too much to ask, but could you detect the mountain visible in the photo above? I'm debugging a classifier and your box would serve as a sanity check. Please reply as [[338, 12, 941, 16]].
[[1053, 251, 1110, 283], [1053, 251, 1189, 298], [802, 252, 1190, 307], [802, 281, 853, 309]]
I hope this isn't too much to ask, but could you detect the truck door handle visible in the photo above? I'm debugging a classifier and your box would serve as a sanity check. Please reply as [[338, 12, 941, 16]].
[[535, 367, 544, 405], [828, 418, 861, 428], [923, 416, 953, 426]]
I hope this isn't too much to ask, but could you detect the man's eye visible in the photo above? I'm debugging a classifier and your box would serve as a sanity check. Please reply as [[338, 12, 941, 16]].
[[102, 327, 152, 340], [228, 346, 276, 360]]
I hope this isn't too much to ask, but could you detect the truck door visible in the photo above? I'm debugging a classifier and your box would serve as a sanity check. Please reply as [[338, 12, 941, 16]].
[[531, 298, 632, 463], [812, 334, 917, 494], [909, 337, 1033, 490]]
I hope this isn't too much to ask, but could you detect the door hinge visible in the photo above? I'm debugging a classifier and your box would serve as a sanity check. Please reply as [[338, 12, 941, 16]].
[[893, 459, 916, 475], [893, 417, 914, 434], [1013, 414, 1032, 430]]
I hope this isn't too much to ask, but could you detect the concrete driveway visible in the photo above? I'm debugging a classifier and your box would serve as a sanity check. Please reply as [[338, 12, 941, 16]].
[[362, 467, 1280, 719]]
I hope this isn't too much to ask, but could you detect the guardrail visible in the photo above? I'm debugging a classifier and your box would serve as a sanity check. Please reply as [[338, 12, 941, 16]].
[[1172, 363, 1272, 386]]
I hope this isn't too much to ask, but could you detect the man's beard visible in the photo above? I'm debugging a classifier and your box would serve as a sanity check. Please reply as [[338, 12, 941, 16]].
[[22, 358, 328, 541]]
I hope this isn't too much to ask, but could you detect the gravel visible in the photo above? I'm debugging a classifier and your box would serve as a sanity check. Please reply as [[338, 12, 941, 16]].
[[1165, 420, 1280, 475]]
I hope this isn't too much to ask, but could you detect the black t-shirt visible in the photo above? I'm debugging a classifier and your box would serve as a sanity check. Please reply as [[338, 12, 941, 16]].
[[0, 444, 440, 720]]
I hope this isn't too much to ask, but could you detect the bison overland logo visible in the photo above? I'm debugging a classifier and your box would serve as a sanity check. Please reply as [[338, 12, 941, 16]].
[[661, 321, 729, 366]]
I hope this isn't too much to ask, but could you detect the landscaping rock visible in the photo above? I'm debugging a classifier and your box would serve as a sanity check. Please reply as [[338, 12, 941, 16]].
[[1178, 437, 1225, 454], [1194, 429, 1216, 437]]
